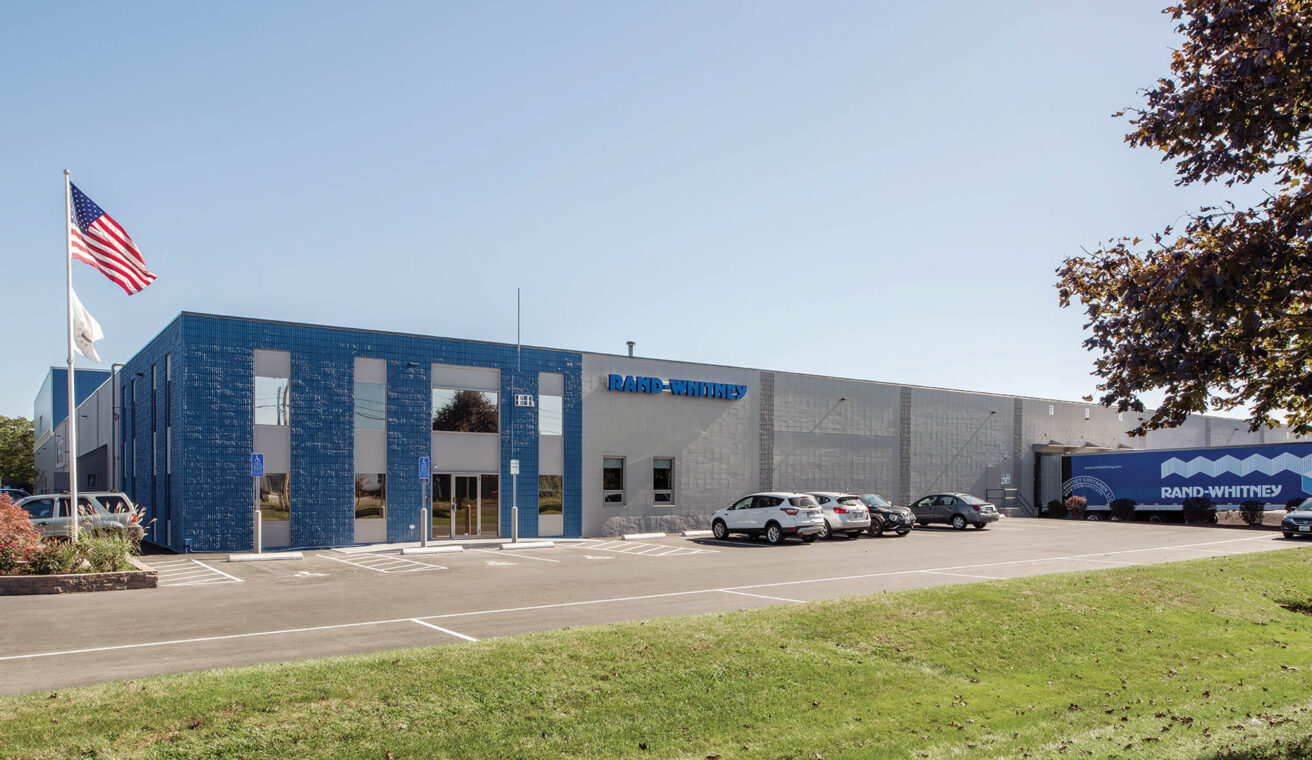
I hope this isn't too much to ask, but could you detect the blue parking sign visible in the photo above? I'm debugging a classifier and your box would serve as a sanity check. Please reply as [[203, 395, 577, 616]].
[[251, 453, 264, 478], [418, 456, 430, 482]]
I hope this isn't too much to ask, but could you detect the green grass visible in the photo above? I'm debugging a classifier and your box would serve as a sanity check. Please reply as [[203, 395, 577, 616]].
[[3, 550, 1312, 759]]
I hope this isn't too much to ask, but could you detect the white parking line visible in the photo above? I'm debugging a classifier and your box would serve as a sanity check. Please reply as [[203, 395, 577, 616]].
[[1, 533, 1286, 664], [922, 570, 1003, 580], [154, 559, 243, 587], [322, 554, 444, 573], [565, 539, 715, 557], [410, 618, 478, 642], [719, 589, 803, 603], [471, 549, 559, 563]]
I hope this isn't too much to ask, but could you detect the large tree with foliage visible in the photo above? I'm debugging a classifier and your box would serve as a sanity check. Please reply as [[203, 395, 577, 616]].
[[0, 415, 36, 485], [1057, 1, 1312, 435]]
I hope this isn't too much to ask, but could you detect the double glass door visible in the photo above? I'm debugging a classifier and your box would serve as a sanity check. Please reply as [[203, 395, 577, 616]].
[[432, 474, 499, 538]]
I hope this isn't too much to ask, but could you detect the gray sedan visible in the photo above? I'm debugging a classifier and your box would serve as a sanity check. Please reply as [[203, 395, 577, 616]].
[[908, 492, 1000, 530]]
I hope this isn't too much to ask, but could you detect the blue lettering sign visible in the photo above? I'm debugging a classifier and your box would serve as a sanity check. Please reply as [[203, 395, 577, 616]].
[[604, 375, 748, 401]]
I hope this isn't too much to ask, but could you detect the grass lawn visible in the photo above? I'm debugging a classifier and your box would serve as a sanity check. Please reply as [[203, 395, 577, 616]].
[[2, 549, 1311, 759]]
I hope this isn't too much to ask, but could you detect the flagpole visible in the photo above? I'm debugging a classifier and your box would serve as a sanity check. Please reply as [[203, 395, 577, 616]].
[[64, 169, 80, 543]]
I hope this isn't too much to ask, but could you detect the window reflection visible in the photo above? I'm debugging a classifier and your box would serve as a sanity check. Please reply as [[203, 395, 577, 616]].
[[354, 473, 386, 519], [255, 376, 290, 426], [539, 475, 563, 516], [259, 474, 290, 521], [539, 395, 562, 436], [355, 383, 386, 429], [432, 388, 499, 433]]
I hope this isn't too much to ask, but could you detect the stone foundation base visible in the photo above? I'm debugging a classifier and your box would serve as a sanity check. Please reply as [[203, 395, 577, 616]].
[[0, 556, 158, 596]]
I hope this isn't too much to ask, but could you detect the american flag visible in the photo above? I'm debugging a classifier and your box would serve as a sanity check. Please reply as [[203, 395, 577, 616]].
[[68, 182, 156, 295]]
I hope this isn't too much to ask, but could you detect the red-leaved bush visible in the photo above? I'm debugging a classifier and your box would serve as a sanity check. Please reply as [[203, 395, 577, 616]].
[[0, 494, 42, 574]]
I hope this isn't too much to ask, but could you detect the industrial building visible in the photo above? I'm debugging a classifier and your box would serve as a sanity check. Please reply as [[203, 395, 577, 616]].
[[35, 312, 1297, 552]]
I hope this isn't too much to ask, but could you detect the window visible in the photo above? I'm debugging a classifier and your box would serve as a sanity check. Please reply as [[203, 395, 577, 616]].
[[259, 474, 290, 521], [730, 496, 753, 511], [354, 474, 386, 519], [22, 498, 54, 519], [788, 495, 817, 508], [539, 475, 563, 516], [355, 382, 386, 429], [539, 393, 562, 436], [431, 388, 498, 433], [603, 457, 625, 505], [255, 376, 290, 426], [653, 458, 674, 505]]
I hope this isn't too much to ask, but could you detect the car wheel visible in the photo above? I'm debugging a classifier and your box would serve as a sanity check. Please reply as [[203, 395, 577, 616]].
[[712, 519, 728, 540], [1149, 515, 1163, 524], [1283, 532, 1295, 539], [972, 522, 987, 530], [817, 521, 832, 540], [801, 534, 817, 544], [765, 522, 784, 545], [895, 528, 911, 537], [917, 521, 930, 528], [847, 531, 862, 539], [866, 516, 885, 537], [1086, 513, 1101, 521], [951, 514, 967, 531]]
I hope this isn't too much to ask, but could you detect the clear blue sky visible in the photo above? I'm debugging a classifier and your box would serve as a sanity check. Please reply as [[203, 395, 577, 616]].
[[0, 1, 1249, 419]]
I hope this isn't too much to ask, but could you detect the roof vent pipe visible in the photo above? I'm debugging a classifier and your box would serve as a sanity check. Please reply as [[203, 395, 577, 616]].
[[626, 341, 635, 357]]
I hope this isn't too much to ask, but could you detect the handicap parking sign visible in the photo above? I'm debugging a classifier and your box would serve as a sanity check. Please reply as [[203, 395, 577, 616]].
[[251, 453, 264, 478]]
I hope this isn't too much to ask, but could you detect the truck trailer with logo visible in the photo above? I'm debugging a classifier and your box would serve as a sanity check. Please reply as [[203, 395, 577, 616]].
[[1063, 442, 1312, 520]]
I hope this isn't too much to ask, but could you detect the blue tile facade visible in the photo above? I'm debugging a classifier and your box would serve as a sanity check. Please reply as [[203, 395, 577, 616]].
[[120, 313, 582, 552]]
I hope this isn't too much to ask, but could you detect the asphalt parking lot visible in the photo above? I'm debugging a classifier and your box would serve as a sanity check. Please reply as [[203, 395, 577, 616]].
[[0, 520, 1303, 695]]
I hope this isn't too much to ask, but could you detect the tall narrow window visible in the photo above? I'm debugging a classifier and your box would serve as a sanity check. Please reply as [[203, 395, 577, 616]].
[[653, 458, 674, 505], [255, 376, 290, 426], [603, 457, 625, 505], [539, 394, 562, 436], [259, 473, 291, 522], [354, 473, 386, 520], [539, 475, 563, 517], [355, 381, 386, 429]]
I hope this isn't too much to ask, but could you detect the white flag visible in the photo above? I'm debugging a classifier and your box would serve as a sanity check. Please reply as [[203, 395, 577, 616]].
[[71, 289, 103, 363]]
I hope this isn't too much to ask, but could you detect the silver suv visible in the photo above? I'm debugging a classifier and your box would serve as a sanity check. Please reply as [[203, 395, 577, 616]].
[[16, 492, 145, 541], [908, 492, 999, 530], [806, 492, 871, 539], [711, 492, 826, 545]]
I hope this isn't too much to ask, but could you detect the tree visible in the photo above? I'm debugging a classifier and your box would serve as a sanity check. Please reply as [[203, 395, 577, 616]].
[[0, 416, 35, 485], [432, 390, 499, 433], [1057, 1, 1312, 435]]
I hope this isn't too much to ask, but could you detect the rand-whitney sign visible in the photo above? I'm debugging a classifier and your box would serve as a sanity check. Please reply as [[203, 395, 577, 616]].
[[607, 374, 748, 400]]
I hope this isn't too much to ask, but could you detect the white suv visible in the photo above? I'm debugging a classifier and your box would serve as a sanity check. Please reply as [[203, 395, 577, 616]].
[[807, 492, 872, 539], [710, 492, 826, 545]]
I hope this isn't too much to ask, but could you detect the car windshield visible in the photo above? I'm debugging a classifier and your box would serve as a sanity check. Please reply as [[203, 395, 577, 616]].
[[789, 496, 818, 507], [959, 494, 988, 505], [836, 496, 862, 506], [861, 494, 890, 507], [1298, 503, 1312, 512]]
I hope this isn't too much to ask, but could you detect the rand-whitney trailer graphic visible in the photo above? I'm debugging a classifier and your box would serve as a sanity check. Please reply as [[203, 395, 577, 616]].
[[1064, 442, 1312, 514]]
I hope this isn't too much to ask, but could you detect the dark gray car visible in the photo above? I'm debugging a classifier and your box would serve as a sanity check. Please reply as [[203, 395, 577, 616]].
[[909, 492, 1000, 530], [857, 493, 914, 536]]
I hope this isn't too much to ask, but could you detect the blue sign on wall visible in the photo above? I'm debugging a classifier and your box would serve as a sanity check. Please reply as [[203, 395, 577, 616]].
[[607, 374, 747, 400], [418, 456, 430, 482], [1067, 443, 1312, 507]]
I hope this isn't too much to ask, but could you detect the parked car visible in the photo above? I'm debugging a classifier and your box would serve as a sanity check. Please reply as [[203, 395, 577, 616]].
[[1, 486, 30, 501], [857, 493, 914, 537], [805, 492, 871, 539], [1282, 502, 1312, 539], [710, 492, 826, 545], [16, 492, 145, 541], [908, 492, 1000, 530]]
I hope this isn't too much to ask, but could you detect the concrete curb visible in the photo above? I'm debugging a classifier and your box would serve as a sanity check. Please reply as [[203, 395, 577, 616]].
[[401, 546, 465, 555], [500, 541, 555, 550], [227, 552, 304, 562], [681, 530, 713, 537], [621, 532, 667, 541]]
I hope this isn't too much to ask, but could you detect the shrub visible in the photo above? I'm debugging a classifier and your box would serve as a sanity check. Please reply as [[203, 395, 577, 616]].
[[1182, 496, 1217, 524], [0, 495, 42, 575], [1239, 500, 1266, 526], [1110, 498, 1137, 521], [1287, 497, 1306, 512], [1045, 499, 1067, 519], [27, 542, 76, 575], [76, 531, 135, 573], [1065, 495, 1087, 520]]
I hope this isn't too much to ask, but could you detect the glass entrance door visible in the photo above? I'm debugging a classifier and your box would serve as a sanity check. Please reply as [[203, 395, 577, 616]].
[[431, 473, 499, 538]]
